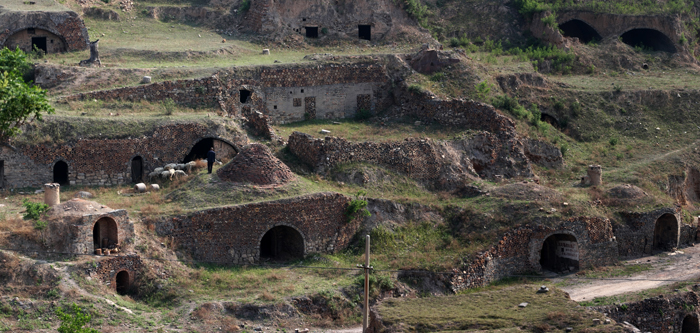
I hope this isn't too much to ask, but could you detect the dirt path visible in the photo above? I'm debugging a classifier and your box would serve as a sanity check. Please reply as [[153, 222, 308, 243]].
[[556, 244, 700, 301]]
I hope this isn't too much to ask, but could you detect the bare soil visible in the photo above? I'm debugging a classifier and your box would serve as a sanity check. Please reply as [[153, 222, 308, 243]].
[[557, 245, 700, 301]]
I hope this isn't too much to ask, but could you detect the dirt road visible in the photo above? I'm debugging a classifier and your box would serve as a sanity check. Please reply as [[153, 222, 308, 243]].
[[556, 244, 700, 301]]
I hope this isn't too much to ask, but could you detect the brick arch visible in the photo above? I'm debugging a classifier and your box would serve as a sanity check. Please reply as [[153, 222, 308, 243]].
[[182, 136, 240, 163], [1, 26, 69, 49], [619, 28, 677, 53], [115, 269, 130, 295], [653, 212, 679, 251], [51, 158, 71, 186], [256, 223, 307, 261], [530, 230, 580, 272], [93, 216, 119, 251]]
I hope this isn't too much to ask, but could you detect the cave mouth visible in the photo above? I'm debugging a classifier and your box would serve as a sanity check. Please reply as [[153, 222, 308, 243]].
[[620, 28, 677, 53], [683, 315, 700, 333], [260, 226, 304, 261], [559, 19, 602, 43], [540, 234, 579, 273], [540, 113, 559, 128], [653, 213, 678, 251]]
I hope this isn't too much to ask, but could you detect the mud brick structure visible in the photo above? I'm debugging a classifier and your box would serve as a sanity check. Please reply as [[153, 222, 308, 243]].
[[87, 255, 143, 295], [0, 9, 89, 53], [152, 193, 360, 265], [64, 63, 392, 124], [595, 291, 700, 333], [0, 121, 246, 188], [44, 199, 134, 255], [615, 207, 683, 257], [449, 217, 618, 292]]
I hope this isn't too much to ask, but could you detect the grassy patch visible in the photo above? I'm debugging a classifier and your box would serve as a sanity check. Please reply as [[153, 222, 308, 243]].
[[378, 284, 621, 332]]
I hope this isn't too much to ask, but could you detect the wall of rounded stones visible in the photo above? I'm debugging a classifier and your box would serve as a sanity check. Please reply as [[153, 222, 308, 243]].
[[151, 192, 360, 265], [594, 291, 700, 333], [86, 255, 143, 292], [0, 122, 247, 188]]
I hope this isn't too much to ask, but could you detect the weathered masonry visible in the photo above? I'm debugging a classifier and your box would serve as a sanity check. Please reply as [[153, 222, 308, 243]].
[[64, 63, 392, 124], [0, 121, 246, 188], [0, 8, 89, 53], [615, 207, 684, 257], [595, 291, 700, 333], [87, 255, 143, 295], [152, 193, 360, 264]]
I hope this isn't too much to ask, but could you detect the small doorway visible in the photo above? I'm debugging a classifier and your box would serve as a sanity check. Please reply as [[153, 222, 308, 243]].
[[93, 217, 118, 251], [358, 25, 371, 41], [131, 156, 143, 184], [540, 234, 579, 273], [0, 160, 4, 188], [683, 315, 700, 333], [115, 270, 130, 295], [31, 36, 47, 54], [260, 226, 304, 261], [53, 161, 69, 186], [240, 89, 252, 103], [305, 26, 318, 38], [653, 213, 678, 251]]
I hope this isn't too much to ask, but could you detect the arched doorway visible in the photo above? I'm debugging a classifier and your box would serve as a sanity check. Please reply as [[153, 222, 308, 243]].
[[131, 156, 143, 184], [259, 226, 304, 261], [683, 315, 700, 333], [4, 28, 68, 54], [559, 20, 602, 43], [93, 217, 118, 251], [183, 138, 237, 163], [653, 213, 678, 251], [115, 270, 130, 295], [620, 29, 677, 53], [540, 234, 579, 273], [53, 161, 69, 186]]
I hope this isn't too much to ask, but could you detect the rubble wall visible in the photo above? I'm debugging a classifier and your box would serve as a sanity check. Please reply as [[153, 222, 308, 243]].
[[0, 10, 89, 52], [88, 255, 143, 292], [595, 291, 700, 333], [615, 207, 682, 257], [152, 193, 360, 264]]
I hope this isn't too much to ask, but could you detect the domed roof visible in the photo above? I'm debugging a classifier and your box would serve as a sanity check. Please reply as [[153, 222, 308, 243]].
[[607, 184, 646, 199], [217, 144, 296, 185], [45, 198, 114, 219]]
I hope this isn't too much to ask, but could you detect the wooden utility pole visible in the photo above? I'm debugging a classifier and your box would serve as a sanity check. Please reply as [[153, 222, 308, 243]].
[[358, 235, 372, 333]]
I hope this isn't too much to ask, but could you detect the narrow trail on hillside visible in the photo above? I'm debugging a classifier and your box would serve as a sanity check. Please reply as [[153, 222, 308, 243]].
[[555, 244, 700, 302]]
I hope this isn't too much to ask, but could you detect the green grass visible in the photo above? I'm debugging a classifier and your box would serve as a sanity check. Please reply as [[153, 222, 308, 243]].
[[378, 284, 622, 332], [0, 0, 68, 11]]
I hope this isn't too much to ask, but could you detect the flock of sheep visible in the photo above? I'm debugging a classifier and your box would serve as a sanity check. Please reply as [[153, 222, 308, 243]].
[[147, 161, 199, 182]]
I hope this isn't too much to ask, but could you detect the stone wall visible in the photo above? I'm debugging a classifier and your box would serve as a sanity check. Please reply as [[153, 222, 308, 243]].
[[44, 206, 133, 255], [4, 28, 67, 53], [288, 132, 479, 191], [152, 193, 360, 264], [615, 207, 682, 257], [87, 255, 143, 292], [0, 10, 89, 52], [0, 122, 246, 188], [449, 217, 618, 292], [63, 63, 391, 125], [594, 291, 700, 333]]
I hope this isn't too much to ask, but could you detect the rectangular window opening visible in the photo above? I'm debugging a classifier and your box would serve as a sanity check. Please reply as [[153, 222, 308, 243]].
[[239, 89, 252, 103], [358, 25, 371, 41], [305, 26, 319, 38]]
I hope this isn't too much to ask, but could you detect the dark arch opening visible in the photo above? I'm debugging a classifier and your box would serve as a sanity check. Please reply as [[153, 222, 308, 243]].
[[620, 29, 677, 53], [53, 161, 69, 186], [358, 25, 371, 41], [540, 234, 579, 273], [653, 213, 678, 251], [559, 20, 601, 43], [305, 26, 318, 38], [260, 226, 304, 261], [239, 89, 251, 103], [683, 315, 700, 333], [93, 217, 118, 251], [131, 156, 143, 184], [540, 113, 559, 128], [183, 138, 236, 163], [115, 270, 130, 295]]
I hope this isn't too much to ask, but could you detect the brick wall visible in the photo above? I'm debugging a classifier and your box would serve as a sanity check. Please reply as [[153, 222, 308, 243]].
[[0, 10, 88, 52], [450, 217, 618, 292], [87, 255, 143, 292], [595, 291, 700, 333], [615, 207, 682, 257], [1, 122, 247, 188], [152, 192, 360, 264]]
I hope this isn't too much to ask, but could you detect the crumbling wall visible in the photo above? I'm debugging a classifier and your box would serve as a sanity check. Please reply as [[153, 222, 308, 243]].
[[0, 10, 89, 52], [449, 217, 617, 292], [595, 291, 700, 333], [152, 193, 360, 264], [615, 207, 681, 257], [86, 255, 143, 292], [288, 132, 479, 191], [0, 122, 246, 188]]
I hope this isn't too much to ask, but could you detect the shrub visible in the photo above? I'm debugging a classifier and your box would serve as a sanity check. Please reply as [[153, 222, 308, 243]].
[[22, 199, 48, 221], [475, 81, 492, 101], [613, 84, 622, 92], [570, 101, 582, 115], [321, 27, 328, 35], [56, 303, 99, 333], [239, 0, 250, 12], [407, 84, 424, 94], [162, 98, 176, 115], [491, 94, 520, 112], [541, 12, 557, 28], [345, 191, 371, 222], [609, 137, 619, 146], [560, 144, 569, 157], [430, 72, 446, 82]]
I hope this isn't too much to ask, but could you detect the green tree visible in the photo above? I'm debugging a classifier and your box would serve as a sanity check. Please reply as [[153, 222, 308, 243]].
[[0, 47, 54, 143], [56, 303, 100, 333]]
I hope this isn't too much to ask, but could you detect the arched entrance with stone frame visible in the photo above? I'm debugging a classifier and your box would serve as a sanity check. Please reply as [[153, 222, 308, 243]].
[[653, 213, 679, 251], [538, 233, 580, 273], [93, 217, 118, 251], [115, 270, 130, 295], [258, 224, 306, 262], [182, 137, 239, 163]]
